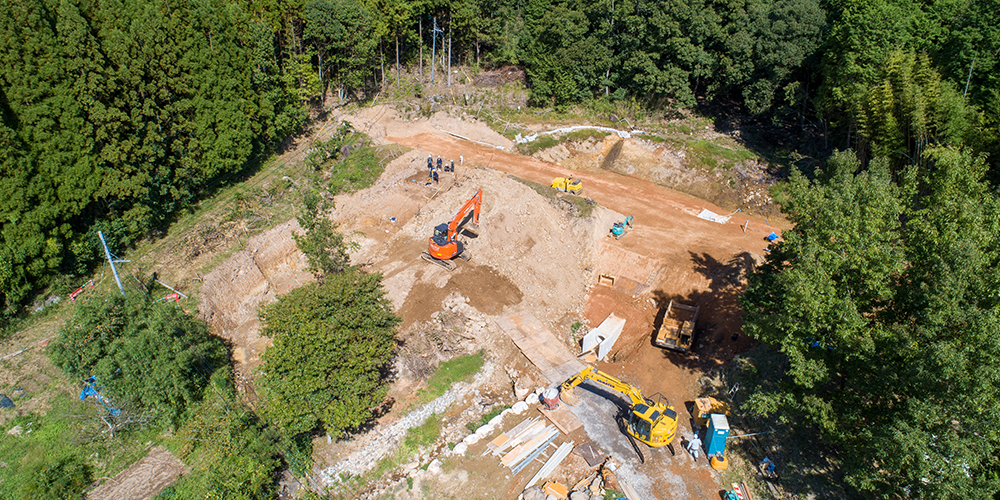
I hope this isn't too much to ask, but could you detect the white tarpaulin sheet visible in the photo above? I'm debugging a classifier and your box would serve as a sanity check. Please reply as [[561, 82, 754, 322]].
[[515, 125, 642, 143], [582, 313, 626, 361], [697, 209, 731, 224]]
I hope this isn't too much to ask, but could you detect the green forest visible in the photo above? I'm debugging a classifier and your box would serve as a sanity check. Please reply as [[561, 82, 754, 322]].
[[2, 0, 998, 318]]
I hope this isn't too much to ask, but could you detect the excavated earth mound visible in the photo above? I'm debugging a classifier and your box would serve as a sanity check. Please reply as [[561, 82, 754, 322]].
[[333, 153, 595, 328], [198, 219, 313, 397]]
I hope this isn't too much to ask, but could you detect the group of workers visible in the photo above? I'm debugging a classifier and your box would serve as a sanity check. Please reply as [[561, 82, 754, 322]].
[[426, 155, 457, 184]]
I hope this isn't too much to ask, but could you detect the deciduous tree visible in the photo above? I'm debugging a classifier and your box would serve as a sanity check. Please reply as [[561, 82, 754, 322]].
[[741, 147, 1000, 498], [258, 271, 400, 437]]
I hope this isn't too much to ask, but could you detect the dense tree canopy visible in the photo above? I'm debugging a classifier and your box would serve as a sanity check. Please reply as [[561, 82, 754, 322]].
[[0, 0, 304, 318], [258, 271, 400, 437], [741, 148, 1000, 497]]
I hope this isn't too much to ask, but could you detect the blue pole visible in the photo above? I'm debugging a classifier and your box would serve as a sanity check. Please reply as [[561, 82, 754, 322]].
[[98, 231, 125, 295]]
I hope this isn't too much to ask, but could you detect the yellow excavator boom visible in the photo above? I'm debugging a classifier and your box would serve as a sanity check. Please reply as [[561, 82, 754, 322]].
[[561, 366, 646, 407]]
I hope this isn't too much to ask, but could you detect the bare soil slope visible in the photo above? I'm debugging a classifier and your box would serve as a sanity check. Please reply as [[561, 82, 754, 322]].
[[87, 446, 188, 500]]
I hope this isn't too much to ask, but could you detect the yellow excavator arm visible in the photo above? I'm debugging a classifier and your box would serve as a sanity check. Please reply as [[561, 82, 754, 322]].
[[560, 366, 679, 448], [561, 366, 647, 407]]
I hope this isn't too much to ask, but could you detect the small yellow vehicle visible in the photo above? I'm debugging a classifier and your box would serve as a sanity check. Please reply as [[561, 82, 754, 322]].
[[551, 176, 582, 194], [561, 366, 678, 447]]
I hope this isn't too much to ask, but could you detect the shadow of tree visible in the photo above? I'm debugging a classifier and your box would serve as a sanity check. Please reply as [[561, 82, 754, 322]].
[[649, 251, 761, 369], [711, 345, 863, 499]]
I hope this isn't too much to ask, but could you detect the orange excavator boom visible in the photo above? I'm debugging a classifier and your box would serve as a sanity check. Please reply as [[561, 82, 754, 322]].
[[446, 189, 482, 241]]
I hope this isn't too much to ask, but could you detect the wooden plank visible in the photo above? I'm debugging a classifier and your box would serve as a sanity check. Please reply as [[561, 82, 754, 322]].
[[511, 432, 559, 474], [620, 480, 643, 500], [525, 441, 575, 488], [497, 312, 585, 385], [538, 405, 584, 435], [497, 422, 547, 457], [503, 427, 557, 467], [572, 442, 603, 467], [486, 417, 539, 455]]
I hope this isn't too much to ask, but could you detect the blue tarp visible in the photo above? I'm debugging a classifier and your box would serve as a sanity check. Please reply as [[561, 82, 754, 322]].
[[0, 394, 13, 409], [766, 232, 780, 242], [79, 377, 120, 416]]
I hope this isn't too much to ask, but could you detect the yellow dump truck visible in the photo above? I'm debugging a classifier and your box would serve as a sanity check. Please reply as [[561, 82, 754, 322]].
[[654, 300, 699, 352], [551, 177, 582, 194]]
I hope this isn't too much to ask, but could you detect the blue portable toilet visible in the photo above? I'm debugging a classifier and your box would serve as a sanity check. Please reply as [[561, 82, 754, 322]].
[[706, 413, 730, 457]]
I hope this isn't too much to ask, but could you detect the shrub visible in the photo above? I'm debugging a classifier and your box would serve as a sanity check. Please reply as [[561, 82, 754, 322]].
[[19, 455, 92, 500], [49, 291, 228, 426]]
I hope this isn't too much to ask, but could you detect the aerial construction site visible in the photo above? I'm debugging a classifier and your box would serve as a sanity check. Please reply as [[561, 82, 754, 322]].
[[2, 102, 783, 500], [190, 103, 782, 500]]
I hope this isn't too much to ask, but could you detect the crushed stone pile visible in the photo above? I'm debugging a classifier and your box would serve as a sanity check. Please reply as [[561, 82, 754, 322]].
[[316, 360, 496, 486]]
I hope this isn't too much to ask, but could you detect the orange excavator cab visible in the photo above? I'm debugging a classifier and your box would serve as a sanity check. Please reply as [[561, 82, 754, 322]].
[[422, 189, 482, 271]]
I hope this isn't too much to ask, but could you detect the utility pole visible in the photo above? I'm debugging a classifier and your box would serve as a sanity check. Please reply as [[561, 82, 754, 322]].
[[431, 17, 443, 85], [431, 17, 437, 84], [98, 231, 128, 296]]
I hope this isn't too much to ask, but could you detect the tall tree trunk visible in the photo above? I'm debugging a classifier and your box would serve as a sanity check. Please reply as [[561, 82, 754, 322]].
[[318, 51, 325, 105], [419, 18, 423, 82], [606, 0, 615, 97], [380, 38, 385, 90], [447, 24, 452, 87], [395, 35, 400, 92]]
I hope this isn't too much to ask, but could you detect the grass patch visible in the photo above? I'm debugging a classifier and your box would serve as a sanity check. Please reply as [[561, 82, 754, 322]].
[[511, 176, 559, 202], [510, 176, 594, 218], [516, 128, 610, 156], [566, 195, 596, 218], [404, 414, 441, 448], [466, 405, 510, 432], [306, 127, 407, 195], [665, 122, 694, 135], [517, 134, 559, 155], [564, 129, 610, 142], [686, 139, 757, 171], [409, 351, 485, 409], [328, 143, 408, 195], [0, 394, 164, 500]]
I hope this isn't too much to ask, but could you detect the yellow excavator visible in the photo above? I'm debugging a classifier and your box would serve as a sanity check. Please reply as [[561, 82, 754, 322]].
[[551, 176, 582, 194], [561, 366, 678, 448]]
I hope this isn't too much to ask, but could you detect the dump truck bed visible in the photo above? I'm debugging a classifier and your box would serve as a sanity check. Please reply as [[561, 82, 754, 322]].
[[654, 300, 699, 352]]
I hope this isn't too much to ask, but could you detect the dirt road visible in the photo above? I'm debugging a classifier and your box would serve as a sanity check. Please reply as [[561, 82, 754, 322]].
[[387, 131, 778, 271]]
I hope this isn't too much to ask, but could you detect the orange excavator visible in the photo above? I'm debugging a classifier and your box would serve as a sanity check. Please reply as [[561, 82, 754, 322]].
[[421, 189, 482, 271]]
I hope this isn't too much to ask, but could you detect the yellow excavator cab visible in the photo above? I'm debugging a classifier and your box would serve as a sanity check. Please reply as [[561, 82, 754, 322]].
[[629, 403, 678, 446], [551, 177, 582, 194]]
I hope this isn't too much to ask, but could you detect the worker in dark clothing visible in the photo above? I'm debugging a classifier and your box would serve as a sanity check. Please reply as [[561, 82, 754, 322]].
[[448, 160, 455, 172], [437, 157, 443, 169], [427, 155, 433, 170], [432, 168, 439, 184]]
